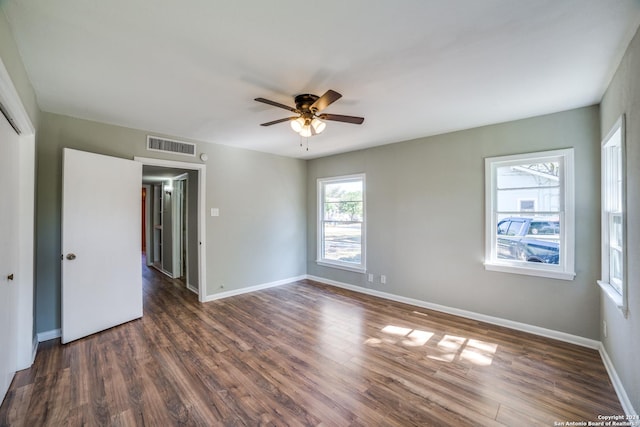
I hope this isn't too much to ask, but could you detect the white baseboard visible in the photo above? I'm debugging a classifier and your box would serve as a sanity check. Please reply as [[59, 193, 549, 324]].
[[599, 344, 638, 417], [150, 263, 180, 279], [31, 335, 38, 365], [305, 275, 640, 413], [203, 275, 307, 302], [37, 328, 61, 342], [15, 335, 38, 371], [306, 275, 600, 349]]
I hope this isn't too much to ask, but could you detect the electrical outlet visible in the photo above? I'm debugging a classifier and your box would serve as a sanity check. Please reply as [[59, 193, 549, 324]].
[[603, 320, 608, 338], [368, 274, 374, 282], [380, 275, 386, 284]]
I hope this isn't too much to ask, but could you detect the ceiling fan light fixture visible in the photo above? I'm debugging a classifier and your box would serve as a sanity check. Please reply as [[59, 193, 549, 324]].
[[256, 90, 364, 141], [311, 118, 326, 134], [299, 124, 313, 137], [290, 117, 305, 132]]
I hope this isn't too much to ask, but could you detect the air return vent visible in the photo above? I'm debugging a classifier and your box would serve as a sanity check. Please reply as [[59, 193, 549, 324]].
[[146, 135, 196, 157]]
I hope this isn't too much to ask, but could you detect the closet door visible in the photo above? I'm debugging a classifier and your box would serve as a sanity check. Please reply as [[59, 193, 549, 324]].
[[0, 112, 19, 403]]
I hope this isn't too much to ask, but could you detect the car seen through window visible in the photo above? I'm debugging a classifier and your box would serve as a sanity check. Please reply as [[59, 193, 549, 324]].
[[496, 217, 560, 264]]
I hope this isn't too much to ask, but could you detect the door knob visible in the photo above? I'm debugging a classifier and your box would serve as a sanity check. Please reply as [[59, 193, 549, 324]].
[[66, 253, 77, 260]]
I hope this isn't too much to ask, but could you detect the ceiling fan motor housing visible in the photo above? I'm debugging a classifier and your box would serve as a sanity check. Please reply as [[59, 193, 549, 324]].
[[294, 94, 320, 113]]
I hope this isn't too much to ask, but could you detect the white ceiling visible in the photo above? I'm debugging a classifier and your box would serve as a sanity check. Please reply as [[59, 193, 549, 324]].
[[3, 0, 640, 159]]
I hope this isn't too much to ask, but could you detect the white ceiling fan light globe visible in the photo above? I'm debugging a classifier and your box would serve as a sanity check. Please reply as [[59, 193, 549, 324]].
[[290, 117, 305, 132], [299, 125, 312, 137], [311, 118, 326, 134]]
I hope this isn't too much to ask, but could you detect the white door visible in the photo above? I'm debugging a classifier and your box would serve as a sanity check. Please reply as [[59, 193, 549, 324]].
[[0, 112, 19, 403], [62, 148, 143, 344]]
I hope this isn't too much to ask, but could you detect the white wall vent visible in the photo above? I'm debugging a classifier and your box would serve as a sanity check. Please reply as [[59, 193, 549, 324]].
[[146, 136, 196, 157]]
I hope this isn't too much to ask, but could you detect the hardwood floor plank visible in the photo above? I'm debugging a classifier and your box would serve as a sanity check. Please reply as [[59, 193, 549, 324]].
[[244, 349, 358, 426], [0, 262, 624, 426], [22, 368, 71, 427], [0, 383, 31, 425]]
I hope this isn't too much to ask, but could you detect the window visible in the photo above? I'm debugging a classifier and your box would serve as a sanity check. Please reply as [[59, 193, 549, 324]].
[[317, 174, 365, 272], [485, 149, 575, 280], [598, 116, 626, 312]]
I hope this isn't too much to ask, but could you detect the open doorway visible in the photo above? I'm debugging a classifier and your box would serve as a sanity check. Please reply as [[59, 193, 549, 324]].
[[142, 168, 193, 287], [136, 157, 207, 302]]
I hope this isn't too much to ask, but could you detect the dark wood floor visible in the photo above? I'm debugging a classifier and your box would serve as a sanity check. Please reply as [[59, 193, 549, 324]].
[[0, 263, 623, 426]]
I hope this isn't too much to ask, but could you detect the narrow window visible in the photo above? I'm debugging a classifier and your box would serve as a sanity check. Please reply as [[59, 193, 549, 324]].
[[317, 174, 366, 272], [485, 149, 575, 280], [598, 116, 627, 312]]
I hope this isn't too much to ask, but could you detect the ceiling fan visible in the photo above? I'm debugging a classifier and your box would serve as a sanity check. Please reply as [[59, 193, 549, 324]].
[[255, 89, 364, 137]]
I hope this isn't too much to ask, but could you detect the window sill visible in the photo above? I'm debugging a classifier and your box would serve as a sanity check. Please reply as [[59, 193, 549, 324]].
[[316, 260, 366, 274], [484, 262, 576, 281], [597, 280, 626, 314]]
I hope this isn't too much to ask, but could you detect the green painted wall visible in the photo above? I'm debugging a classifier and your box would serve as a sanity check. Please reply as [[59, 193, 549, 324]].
[[600, 25, 640, 413], [35, 112, 307, 332], [308, 106, 601, 339]]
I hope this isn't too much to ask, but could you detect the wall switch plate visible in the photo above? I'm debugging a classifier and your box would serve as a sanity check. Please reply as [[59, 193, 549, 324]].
[[603, 320, 607, 338], [368, 274, 374, 282], [211, 208, 219, 217], [380, 275, 386, 284]]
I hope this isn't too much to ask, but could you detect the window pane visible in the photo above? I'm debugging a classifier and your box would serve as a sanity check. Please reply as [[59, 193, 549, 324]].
[[323, 222, 362, 264], [496, 162, 560, 189], [323, 181, 363, 222], [324, 201, 363, 221], [609, 213, 623, 290], [610, 248, 622, 286], [604, 143, 622, 212], [324, 181, 363, 202], [610, 214, 623, 249], [496, 162, 560, 214], [495, 214, 560, 265], [497, 187, 560, 213]]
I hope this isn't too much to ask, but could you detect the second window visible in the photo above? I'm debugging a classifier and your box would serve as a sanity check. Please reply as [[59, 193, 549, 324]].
[[317, 174, 366, 272]]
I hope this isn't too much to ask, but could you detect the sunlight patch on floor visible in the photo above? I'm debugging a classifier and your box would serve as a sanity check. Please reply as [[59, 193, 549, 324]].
[[366, 325, 498, 366]]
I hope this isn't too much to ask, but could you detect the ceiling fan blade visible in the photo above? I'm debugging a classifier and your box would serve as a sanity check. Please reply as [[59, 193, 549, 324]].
[[255, 97, 298, 113], [310, 90, 342, 112], [318, 113, 364, 125], [260, 116, 298, 126]]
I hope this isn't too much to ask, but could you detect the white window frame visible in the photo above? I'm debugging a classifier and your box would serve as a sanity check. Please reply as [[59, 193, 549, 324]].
[[484, 148, 575, 280], [317, 174, 366, 273], [597, 116, 627, 314]]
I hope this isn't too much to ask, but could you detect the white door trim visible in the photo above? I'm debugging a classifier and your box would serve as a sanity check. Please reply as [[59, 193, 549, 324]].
[[143, 184, 152, 267], [0, 58, 36, 370], [135, 156, 207, 302], [0, 60, 34, 136]]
